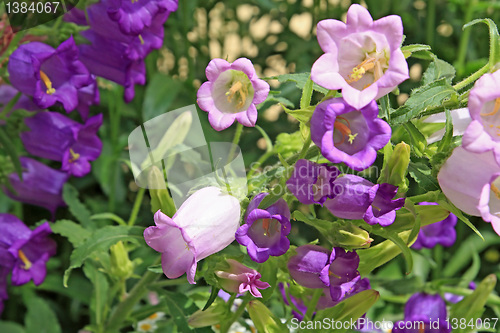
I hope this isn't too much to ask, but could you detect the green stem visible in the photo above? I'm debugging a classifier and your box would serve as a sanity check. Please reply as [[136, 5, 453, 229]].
[[432, 245, 443, 280], [128, 187, 146, 226], [304, 289, 322, 321], [426, 0, 436, 48], [455, 0, 477, 75], [105, 258, 161, 332], [149, 279, 188, 287], [220, 298, 249, 333], [247, 150, 274, 180], [453, 63, 490, 91], [227, 123, 244, 163], [440, 286, 500, 306], [297, 135, 312, 161]]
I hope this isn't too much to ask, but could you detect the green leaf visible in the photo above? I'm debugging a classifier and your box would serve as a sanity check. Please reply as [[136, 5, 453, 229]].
[[372, 230, 413, 274], [83, 261, 110, 328], [270, 73, 329, 94], [401, 44, 432, 59], [255, 125, 273, 153], [463, 18, 500, 67], [51, 219, 92, 247], [147, 264, 164, 274], [0, 126, 23, 179], [91, 213, 127, 226], [403, 122, 427, 157], [292, 211, 331, 237], [408, 162, 440, 191], [63, 184, 94, 229], [258, 257, 278, 300], [0, 321, 25, 333], [155, 290, 200, 333], [63, 225, 144, 286], [282, 105, 314, 124], [390, 79, 458, 124], [259, 95, 294, 108], [247, 300, 288, 333], [143, 74, 182, 120], [437, 196, 483, 240], [202, 287, 220, 311], [438, 109, 454, 152], [300, 77, 314, 110], [422, 59, 456, 85], [25, 297, 61, 333]]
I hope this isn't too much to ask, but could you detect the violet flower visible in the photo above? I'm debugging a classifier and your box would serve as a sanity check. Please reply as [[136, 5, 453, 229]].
[[0, 214, 56, 286], [311, 4, 409, 109], [7, 37, 98, 114], [462, 71, 500, 165], [215, 259, 270, 298], [437, 147, 500, 236], [319, 247, 361, 302], [4, 157, 68, 217], [235, 193, 291, 263], [21, 112, 103, 177], [325, 175, 405, 226], [412, 202, 457, 250], [0, 248, 14, 313], [197, 58, 270, 131], [444, 281, 476, 304], [286, 159, 340, 205], [144, 187, 241, 284], [393, 293, 451, 333], [311, 98, 391, 171], [287, 244, 331, 289]]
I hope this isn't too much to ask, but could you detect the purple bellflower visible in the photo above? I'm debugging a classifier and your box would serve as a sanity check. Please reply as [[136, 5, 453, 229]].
[[462, 71, 500, 165], [197, 58, 270, 131], [311, 98, 391, 171], [412, 202, 457, 250], [0, 214, 57, 286], [287, 244, 331, 289], [437, 147, 500, 236], [311, 4, 409, 109], [235, 193, 291, 263], [7, 37, 98, 115], [325, 174, 405, 226], [286, 159, 340, 205], [5, 157, 68, 217], [393, 293, 451, 333], [144, 187, 241, 284], [21, 111, 103, 177], [215, 259, 270, 298]]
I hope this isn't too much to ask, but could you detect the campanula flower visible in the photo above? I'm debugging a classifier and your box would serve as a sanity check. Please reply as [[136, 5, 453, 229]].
[[311, 98, 391, 171], [7, 37, 98, 114], [197, 58, 270, 131], [325, 175, 405, 226], [21, 112, 103, 177], [412, 203, 457, 250], [286, 160, 340, 205], [287, 244, 331, 289], [462, 71, 500, 165], [393, 293, 451, 333], [144, 187, 241, 284], [0, 214, 57, 286], [311, 4, 409, 109], [215, 259, 270, 298], [4, 157, 68, 217], [437, 147, 500, 236], [235, 193, 291, 263]]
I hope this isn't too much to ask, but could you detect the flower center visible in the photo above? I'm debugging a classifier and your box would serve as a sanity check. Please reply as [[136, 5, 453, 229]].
[[139, 323, 152, 331], [18, 249, 32, 270], [68, 148, 80, 163], [334, 116, 358, 145], [40, 70, 56, 95], [346, 51, 388, 87], [491, 183, 500, 200], [138, 34, 144, 45], [481, 98, 500, 117], [261, 218, 279, 237], [226, 80, 248, 109]]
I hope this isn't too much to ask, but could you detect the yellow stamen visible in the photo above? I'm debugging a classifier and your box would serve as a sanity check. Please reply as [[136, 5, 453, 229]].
[[68, 148, 80, 163], [482, 98, 500, 117], [226, 80, 248, 108], [138, 34, 145, 45], [40, 70, 56, 95], [347, 57, 376, 83], [328, 270, 341, 279], [139, 323, 152, 331], [491, 184, 500, 200], [334, 116, 357, 145], [18, 249, 32, 270]]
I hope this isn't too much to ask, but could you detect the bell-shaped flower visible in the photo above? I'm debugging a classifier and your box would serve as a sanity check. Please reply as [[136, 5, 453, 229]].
[[412, 202, 457, 250], [311, 4, 409, 109], [437, 147, 500, 236], [197, 58, 270, 131], [286, 159, 340, 205], [287, 244, 331, 289], [325, 175, 405, 226], [0, 214, 57, 286], [144, 186, 241, 284], [21, 111, 103, 177], [393, 293, 451, 333], [311, 98, 391, 171], [7, 37, 98, 113], [319, 247, 361, 302], [235, 193, 291, 263], [215, 259, 270, 298], [4, 157, 68, 217], [462, 70, 500, 165]]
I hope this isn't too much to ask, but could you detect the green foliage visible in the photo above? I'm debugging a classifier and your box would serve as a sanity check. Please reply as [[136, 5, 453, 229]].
[[25, 297, 61, 333]]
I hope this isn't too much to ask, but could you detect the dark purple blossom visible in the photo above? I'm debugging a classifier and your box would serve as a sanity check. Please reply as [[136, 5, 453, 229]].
[[21, 111, 103, 177], [236, 193, 291, 263], [7, 37, 98, 115], [287, 244, 331, 288], [0, 248, 14, 314], [412, 203, 457, 250], [286, 159, 340, 205], [4, 157, 68, 217], [0, 214, 56, 286], [325, 175, 405, 226], [393, 293, 451, 333], [311, 98, 391, 171]]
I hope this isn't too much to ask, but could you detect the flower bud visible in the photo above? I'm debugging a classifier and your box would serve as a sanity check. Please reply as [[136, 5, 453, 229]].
[[188, 302, 226, 328], [214, 259, 270, 298], [378, 142, 410, 193], [147, 165, 175, 216], [247, 300, 287, 332], [333, 222, 373, 249], [110, 241, 134, 279]]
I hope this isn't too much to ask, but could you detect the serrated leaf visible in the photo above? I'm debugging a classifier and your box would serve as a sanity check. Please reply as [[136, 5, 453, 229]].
[[63, 184, 94, 229], [63, 225, 144, 286], [403, 122, 427, 157], [401, 44, 432, 59], [51, 219, 91, 247], [437, 109, 454, 152], [25, 297, 61, 333], [463, 18, 500, 67], [300, 77, 314, 109], [422, 59, 456, 85], [390, 79, 457, 124], [270, 73, 329, 94], [282, 105, 314, 124], [408, 162, 440, 191]]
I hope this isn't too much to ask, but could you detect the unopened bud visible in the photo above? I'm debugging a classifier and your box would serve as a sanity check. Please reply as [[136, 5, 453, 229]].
[[247, 300, 287, 332], [188, 302, 226, 328], [148, 165, 175, 216], [379, 142, 410, 193], [333, 222, 373, 249], [110, 241, 134, 279]]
